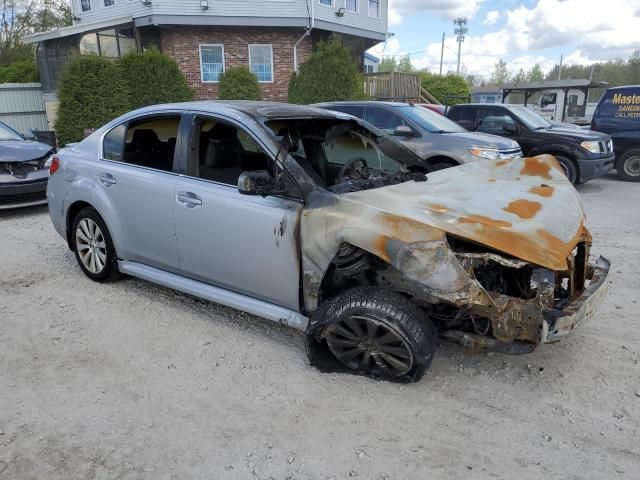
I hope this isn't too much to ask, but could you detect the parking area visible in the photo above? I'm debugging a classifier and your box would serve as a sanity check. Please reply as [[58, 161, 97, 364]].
[[0, 172, 639, 480]]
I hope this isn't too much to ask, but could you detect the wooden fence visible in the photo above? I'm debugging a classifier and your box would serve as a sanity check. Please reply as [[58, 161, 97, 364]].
[[363, 72, 441, 104]]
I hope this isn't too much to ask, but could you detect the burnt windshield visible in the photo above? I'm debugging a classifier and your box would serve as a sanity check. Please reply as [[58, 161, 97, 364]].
[[265, 118, 424, 193]]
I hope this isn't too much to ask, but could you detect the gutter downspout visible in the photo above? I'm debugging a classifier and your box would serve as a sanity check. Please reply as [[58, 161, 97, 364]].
[[294, 0, 315, 73]]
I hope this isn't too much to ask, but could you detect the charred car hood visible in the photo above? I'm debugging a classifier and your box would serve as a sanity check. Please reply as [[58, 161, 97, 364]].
[[340, 155, 588, 271], [0, 140, 52, 162]]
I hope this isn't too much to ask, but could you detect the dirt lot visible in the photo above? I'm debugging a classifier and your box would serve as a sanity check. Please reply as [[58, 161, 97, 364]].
[[1, 173, 639, 480]]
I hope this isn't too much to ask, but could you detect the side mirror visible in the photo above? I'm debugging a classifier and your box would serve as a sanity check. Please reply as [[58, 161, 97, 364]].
[[394, 125, 415, 137], [502, 124, 518, 134], [238, 170, 275, 196]]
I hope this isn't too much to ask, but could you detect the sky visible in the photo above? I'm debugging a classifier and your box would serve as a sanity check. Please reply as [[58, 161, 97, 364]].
[[368, 0, 640, 80]]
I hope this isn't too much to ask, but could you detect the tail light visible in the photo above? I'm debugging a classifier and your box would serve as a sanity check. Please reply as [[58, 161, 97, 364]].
[[48, 156, 60, 175]]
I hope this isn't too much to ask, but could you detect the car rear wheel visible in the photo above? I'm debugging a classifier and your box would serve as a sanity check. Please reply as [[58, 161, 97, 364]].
[[71, 207, 118, 282], [306, 287, 437, 382], [554, 155, 578, 184], [617, 149, 640, 182]]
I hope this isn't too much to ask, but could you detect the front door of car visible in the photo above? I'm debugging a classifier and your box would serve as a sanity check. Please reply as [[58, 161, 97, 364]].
[[363, 106, 418, 151], [475, 107, 520, 140], [172, 114, 303, 311], [97, 113, 184, 272]]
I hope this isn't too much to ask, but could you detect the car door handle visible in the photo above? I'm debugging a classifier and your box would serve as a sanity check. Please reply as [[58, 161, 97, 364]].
[[176, 192, 202, 207], [98, 173, 116, 187]]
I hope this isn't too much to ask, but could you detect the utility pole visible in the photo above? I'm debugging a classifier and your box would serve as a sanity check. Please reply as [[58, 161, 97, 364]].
[[558, 53, 563, 80], [439, 32, 445, 75], [454, 17, 467, 76]]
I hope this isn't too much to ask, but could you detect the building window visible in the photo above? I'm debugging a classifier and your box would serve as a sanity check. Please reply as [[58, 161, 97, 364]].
[[80, 0, 92, 12], [103, 0, 115, 7], [319, 0, 332, 6], [199, 45, 225, 83], [249, 44, 273, 83], [368, 0, 379, 17], [346, 0, 357, 12]]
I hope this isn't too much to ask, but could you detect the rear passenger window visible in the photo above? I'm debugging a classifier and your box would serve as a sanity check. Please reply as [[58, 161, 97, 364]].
[[103, 115, 181, 172], [123, 116, 181, 172]]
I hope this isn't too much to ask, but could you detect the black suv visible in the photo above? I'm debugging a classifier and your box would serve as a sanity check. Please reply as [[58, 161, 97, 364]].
[[591, 85, 640, 182], [447, 103, 615, 184]]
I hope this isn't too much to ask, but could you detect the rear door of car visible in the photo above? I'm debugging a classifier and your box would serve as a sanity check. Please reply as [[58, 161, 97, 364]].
[[97, 112, 185, 272], [171, 112, 303, 310]]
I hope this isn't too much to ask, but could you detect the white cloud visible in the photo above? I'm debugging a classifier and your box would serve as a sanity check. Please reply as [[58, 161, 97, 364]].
[[389, 0, 483, 24], [483, 10, 500, 25], [406, 0, 640, 80]]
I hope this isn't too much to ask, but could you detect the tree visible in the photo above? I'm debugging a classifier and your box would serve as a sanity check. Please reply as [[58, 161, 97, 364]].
[[1, 0, 71, 66], [378, 57, 397, 73], [512, 68, 526, 83], [119, 49, 192, 109], [527, 63, 544, 81], [490, 58, 510, 86], [420, 72, 470, 104], [396, 54, 414, 73], [288, 40, 365, 104], [55, 55, 130, 146], [0, 57, 37, 81], [218, 65, 261, 100]]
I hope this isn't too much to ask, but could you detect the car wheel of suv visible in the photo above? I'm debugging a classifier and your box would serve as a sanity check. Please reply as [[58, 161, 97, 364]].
[[555, 155, 578, 184], [72, 207, 118, 282], [306, 287, 436, 382], [617, 149, 640, 182]]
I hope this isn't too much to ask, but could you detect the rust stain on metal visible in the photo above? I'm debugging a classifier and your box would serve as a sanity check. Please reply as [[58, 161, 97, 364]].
[[496, 160, 508, 167], [373, 235, 391, 263], [529, 185, 554, 197], [504, 199, 542, 219], [521, 157, 552, 179], [379, 213, 442, 243], [427, 204, 449, 214], [459, 215, 512, 228]]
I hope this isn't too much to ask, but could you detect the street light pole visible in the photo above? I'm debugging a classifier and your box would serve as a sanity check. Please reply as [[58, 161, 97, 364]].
[[454, 17, 468, 76]]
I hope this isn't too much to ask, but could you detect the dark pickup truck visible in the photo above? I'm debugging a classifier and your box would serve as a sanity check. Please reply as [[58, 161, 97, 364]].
[[591, 85, 640, 182], [447, 103, 615, 184]]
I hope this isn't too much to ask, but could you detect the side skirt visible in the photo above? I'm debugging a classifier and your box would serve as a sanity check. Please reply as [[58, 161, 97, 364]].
[[118, 260, 309, 331]]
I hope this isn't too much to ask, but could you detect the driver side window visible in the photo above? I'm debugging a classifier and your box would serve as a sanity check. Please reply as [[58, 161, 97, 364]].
[[363, 107, 407, 135], [476, 109, 516, 135], [189, 116, 271, 186]]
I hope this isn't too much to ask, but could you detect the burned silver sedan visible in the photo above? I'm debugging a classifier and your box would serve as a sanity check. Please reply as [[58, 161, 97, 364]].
[[47, 101, 609, 382]]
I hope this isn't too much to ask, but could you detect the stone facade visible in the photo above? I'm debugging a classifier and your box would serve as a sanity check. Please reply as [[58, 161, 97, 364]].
[[161, 26, 313, 102]]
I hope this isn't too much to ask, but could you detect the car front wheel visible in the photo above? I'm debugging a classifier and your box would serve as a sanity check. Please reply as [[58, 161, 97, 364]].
[[555, 154, 578, 184], [306, 287, 437, 382], [617, 149, 640, 182], [71, 207, 118, 282]]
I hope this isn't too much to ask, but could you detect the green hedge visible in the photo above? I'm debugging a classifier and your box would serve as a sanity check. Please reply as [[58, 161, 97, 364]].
[[55, 55, 130, 146], [420, 72, 470, 104], [0, 59, 39, 83], [288, 40, 366, 104], [119, 49, 193, 109], [218, 65, 262, 100]]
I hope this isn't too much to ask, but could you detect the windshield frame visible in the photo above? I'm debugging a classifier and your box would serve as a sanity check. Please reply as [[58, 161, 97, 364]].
[[507, 105, 551, 130], [398, 105, 467, 134], [0, 122, 24, 141]]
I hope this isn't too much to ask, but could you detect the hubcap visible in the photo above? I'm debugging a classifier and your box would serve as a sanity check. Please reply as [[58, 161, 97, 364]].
[[624, 156, 640, 177], [75, 218, 107, 274], [325, 315, 414, 376]]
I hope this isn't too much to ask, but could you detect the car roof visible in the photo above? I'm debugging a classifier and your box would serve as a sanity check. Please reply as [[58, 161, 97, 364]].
[[314, 101, 413, 108], [126, 100, 347, 121], [606, 85, 640, 91]]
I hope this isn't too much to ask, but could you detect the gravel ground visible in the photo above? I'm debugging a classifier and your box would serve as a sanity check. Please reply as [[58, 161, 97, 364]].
[[1, 172, 639, 480]]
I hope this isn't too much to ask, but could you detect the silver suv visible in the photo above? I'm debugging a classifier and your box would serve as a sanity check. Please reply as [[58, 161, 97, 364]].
[[47, 101, 609, 382], [314, 101, 522, 171]]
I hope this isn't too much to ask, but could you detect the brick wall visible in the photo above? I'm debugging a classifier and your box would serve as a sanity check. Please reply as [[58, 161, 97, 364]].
[[161, 27, 313, 102]]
